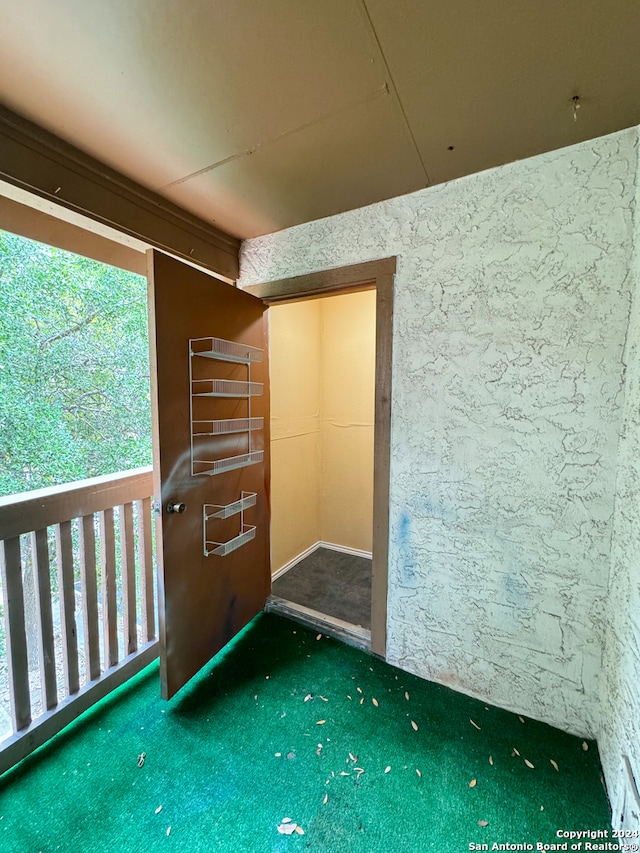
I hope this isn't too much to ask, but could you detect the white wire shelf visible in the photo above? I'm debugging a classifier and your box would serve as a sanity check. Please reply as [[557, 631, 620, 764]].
[[189, 334, 264, 479], [191, 337, 263, 365], [192, 417, 264, 436], [204, 492, 257, 520], [193, 450, 264, 476], [205, 524, 256, 557], [192, 379, 263, 398]]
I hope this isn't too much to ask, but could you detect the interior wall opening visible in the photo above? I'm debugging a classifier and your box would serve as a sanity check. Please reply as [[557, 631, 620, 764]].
[[268, 288, 376, 633]]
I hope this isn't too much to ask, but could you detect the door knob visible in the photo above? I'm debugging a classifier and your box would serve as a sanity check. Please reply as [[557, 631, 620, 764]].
[[166, 500, 186, 514]]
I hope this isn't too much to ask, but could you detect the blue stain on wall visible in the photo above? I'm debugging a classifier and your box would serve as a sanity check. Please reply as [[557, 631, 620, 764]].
[[503, 569, 529, 605], [399, 509, 411, 545], [411, 493, 455, 523], [397, 509, 419, 588]]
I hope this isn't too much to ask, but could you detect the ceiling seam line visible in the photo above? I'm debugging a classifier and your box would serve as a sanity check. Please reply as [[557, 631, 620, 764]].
[[355, 0, 431, 186], [161, 84, 391, 190]]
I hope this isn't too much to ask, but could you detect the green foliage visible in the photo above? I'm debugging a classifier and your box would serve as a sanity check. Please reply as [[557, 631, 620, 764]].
[[0, 230, 151, 496]]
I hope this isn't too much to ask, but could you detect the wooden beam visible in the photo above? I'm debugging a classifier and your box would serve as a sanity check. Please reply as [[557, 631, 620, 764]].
[[370, 265, 394, 660], [266, 596, 372, 654], [0, 193, 146, 275], [0, 466, 153, 540], [100, 509, 118, 670], [0, 105, 239, 280], [78, 515, 101, 683], [31, 528, 57, 711], [244, 258, 396, 303], [120, 503, 137, 656], [56, 521, 80, 696], [0, 537, 31, 732], [137, 497, 156, 643]]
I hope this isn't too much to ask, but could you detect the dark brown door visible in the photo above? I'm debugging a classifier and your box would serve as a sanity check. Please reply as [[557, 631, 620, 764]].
[[147, 249, 270, 699]]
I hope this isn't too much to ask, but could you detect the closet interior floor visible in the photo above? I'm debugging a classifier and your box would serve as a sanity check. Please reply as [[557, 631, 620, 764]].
[[271, 546, 371, 629]]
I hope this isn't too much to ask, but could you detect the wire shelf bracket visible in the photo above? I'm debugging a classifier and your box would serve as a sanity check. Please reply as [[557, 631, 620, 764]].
[[204, 492, 258, 557], [189, 335, 264, 477], [191, 336, 264, 364]]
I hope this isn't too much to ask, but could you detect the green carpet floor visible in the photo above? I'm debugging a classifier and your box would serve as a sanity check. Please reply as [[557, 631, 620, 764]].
[[0, 613, 611, 852]]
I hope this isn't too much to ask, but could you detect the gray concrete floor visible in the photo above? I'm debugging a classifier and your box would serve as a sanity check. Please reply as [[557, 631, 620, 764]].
[[271, 547, 371, 629]]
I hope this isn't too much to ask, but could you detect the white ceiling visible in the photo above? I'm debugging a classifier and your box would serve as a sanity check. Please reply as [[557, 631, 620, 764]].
[[1, 0, 639, 239]]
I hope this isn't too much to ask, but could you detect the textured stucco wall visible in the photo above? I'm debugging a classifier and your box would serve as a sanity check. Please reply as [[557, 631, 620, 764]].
[[240, 130, 636, 738], [600, 133, 640, 830]]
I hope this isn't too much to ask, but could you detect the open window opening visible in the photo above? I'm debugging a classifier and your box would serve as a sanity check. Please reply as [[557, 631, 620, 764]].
[[0, 229, 152, 494], [0, 226, 157, 759]]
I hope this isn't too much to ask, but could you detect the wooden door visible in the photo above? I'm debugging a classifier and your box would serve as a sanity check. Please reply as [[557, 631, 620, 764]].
[[147, 250, 270, 699]]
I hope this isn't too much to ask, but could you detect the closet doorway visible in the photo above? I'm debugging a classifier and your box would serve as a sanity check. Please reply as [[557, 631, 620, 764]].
[[243, 258, 395, 658], [269, 289, 375, 645]]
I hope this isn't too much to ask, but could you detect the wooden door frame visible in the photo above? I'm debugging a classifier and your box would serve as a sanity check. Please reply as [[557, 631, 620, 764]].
[[243, 257, 395, 659]]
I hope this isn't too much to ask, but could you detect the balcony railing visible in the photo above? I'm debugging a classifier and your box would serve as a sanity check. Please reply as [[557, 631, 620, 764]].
[[0, 466, 158, 775]]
